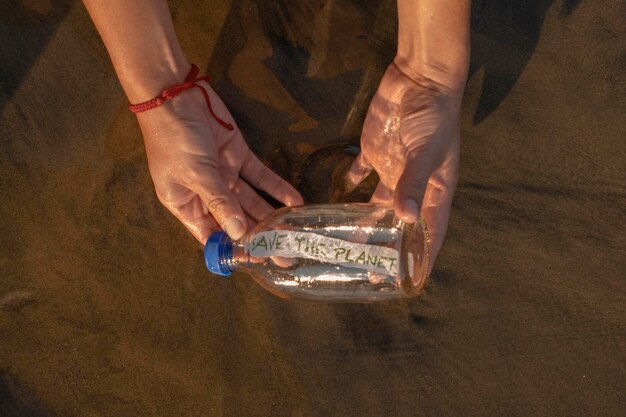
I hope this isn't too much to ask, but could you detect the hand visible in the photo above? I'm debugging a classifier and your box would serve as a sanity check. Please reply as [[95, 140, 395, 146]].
[[347, 61, 462, 273], [136, 81, 303, 243]]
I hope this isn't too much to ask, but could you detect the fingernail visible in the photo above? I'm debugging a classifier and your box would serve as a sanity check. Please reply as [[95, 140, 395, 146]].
[[403, 199, 419, 222], [224, 217, 246, 240], [286, 195, 304, 207]]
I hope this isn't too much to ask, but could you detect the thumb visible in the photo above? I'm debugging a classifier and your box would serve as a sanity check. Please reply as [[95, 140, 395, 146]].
[[189, 167, 248, 240], [345, 152, 373, 192], [393, 150, 436, 223]]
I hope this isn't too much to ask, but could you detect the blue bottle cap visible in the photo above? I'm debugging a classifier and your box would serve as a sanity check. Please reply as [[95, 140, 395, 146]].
[[204, 231, 233, 276]]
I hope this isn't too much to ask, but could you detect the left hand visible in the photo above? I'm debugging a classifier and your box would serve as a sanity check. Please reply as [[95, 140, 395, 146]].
[[347, 60, 462, 273], [137, 80, 303, 244]]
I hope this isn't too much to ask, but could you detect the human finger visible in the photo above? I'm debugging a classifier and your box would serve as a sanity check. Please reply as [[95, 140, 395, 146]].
[[419, 165, 458, 274], [369, 181, 393, 204], [188, 165, 248, 240], [240, 151, 303, 206], [158, 190, 220, 244], [393, 149, 437, 224], [233, 178, 275, 222], [345, 152, 373, 191]]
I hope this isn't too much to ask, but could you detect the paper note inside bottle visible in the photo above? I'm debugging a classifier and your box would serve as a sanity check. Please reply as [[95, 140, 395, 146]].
[[246, 230, 400, 276]]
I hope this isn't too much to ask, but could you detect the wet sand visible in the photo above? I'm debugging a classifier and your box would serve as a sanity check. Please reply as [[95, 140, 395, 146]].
[[1, 0, 624, 416]]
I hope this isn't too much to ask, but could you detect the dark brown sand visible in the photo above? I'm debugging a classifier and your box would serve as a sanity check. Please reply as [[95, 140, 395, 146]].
[[1, 1, 624, 416]]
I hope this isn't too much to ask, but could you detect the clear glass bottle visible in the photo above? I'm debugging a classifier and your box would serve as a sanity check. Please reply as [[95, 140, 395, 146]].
[[204, 203, 430, 302]]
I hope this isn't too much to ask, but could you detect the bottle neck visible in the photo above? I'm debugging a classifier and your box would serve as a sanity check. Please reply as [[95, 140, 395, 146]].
[[220, 238, 248, 273], [205, 231, 249, 276]]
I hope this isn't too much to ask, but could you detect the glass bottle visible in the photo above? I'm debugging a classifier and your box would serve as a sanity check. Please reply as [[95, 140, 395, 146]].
[[204, 203, 430, 302]]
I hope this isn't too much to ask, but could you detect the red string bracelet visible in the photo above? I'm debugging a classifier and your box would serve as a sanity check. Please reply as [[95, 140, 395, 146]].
[[128, 64, 234, 131]]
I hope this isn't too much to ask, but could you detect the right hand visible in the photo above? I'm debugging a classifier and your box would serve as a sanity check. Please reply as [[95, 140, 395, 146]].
[[347, 61, 462, 273], [136, 81, 303, 244]]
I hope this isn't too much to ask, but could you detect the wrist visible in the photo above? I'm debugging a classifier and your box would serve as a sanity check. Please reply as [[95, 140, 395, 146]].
[[396, 0, 471, 95], [117, 53, 191, 104], [393, 51, 469, 95], [82, 0, 193, 104]]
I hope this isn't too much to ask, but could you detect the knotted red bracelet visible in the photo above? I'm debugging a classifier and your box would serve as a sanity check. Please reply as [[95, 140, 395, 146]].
[[128, 64, 234, 131]]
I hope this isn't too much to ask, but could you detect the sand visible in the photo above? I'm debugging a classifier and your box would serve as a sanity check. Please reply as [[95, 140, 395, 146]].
[[0, 0, 624, 416]]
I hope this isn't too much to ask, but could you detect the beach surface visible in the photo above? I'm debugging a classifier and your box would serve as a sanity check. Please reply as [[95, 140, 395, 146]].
[[1, 1, 624, 416]]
